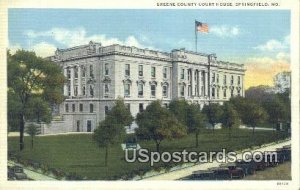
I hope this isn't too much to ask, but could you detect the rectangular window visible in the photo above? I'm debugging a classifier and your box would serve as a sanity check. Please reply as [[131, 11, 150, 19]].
[[224, 75, 227, 85], [124, 84, 130, 96], [72, 104, 75, 112], [105, 106, 109, 116], [87, 120, 92, 132], [217, 74, 219, 83], [188, 85, 191, 97], [238, 89, 241, 96], [212, 73, 215, 83], [125, 64, 130, 76], [82, 66, 86, 77], [151, 85, 156, 97], [74, 86, 78, 96], [79, 103, 83, 112], [104, 84, 109, 93], [217, 88, 219, 98], [67, 84, 71, 96], [82, 86, 86, 96], [231, 75, 234, 85], [65, 104, 69, 112], [139, 103, 144, 112], [163, 67, 167, 79], [212, 88, 215, 98], [67, 69, 71, 79], [74, 67, 78, 78], [125, 104, 130, 112], [164, 103, 168, 108], [105, 63, 109, 75], [223, 89, 227, 98], [238, 76, 241, 85], [180, 85, 185, 96], [90, 65, 94, 78], [90, 103, 94, 113], [138, 83, 143, 96], [162, 86, 168, 97], [138, 65, 143, 76], [231, 89, 234, 97], [151, 67, 156, 78], [181, 69, 185, 79], [76, 120, 80, 132]]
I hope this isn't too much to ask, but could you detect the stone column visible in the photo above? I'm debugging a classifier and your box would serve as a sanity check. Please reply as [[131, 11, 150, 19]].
[[63, 67, 68, 96], [70, 66, 74, 97], [190, 68, 193, 96], [78, 65, 82, 96]]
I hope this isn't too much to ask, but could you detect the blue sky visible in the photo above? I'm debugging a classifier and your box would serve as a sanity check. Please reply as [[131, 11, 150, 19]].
[[8, 9, 291, 88]]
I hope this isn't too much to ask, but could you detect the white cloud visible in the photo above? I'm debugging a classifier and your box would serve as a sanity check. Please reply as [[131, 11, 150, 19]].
[[24, 27, 154, 50], [210, 25, 240, 38], [31, 42, 57, 58], [254, 35, 290, 52]]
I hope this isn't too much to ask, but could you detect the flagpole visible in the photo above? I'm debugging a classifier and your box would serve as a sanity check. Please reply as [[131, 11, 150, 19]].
[[195, 20, 197, 52]]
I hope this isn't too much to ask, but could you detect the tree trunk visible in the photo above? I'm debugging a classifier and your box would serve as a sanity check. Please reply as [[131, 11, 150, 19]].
[[19, 113, 25, 151], [195, 133, 199, 147], [155, 141, 160, 152], [31, 136, 33, 149], [105, 146, 108, 167]]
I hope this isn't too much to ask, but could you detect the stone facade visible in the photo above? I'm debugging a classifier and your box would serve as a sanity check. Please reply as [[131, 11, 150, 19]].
[[47, 41, 245, 133]]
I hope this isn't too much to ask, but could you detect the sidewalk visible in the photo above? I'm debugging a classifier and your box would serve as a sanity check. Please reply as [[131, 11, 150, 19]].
[[143, 140, 291, 180]]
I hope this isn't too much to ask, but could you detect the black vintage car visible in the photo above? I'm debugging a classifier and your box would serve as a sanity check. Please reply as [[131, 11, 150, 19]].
[[209, 167, 232, 180], [219, 163, 245, 179], [235, 160, 256, 175], [8, 165, 28, 180], [276, 146, 291, 161], [191, 170, 216, 180]]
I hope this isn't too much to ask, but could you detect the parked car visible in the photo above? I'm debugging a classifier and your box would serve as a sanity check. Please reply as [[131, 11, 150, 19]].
[[276, 146, 291, 161], [219, 163, 245, 179], [8, 165, 28, 180], [235, 160, 256, 175], [209, 167, 231, 180], [262, 153, 280, 167], [247, 155, 268, 170], [191, 170, 216, 180]]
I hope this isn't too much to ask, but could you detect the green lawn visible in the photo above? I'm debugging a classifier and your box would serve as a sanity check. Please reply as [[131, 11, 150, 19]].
[[8, 129, 289, 180]]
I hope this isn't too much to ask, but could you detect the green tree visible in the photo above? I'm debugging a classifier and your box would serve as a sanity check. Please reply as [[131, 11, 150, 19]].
[[169, 99, 189, 124], [7, 50, 65, 151], [93, 98, 133, 167], [202, 103, 223, 132], [243, 103, 268, 136], [26, 124, 39, 149], [136, 100, 187, 152], [186, 104, 206, 147], [221, 103, 240, 139], [262, 98, 287, 130]]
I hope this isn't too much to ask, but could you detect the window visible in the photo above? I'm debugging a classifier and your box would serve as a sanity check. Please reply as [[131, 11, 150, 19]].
[[104, 84, 109, 94], [164, 103, 168, 108], [224, 75, 227, 85], [180, 85, 185, 96], [162, 85, 168, 97], [125, 64, 130, 76], [139, 103, 144, 112], [188, 85, 192, 97], [79, 103, 83, 112], [163, 67, 167, 78], [212, 88, 215, 98], [72, 104, 75, 112], [67, 69, 71, 79], [65, 104, 69, 112], [105, 106, 109, 116], [90, 85, 94, 96], [82, 66, 86, 77], [223, 89, 227, 98], [138, 65, 143, 76], [151, 67, 156, 78], [82, 86, 86, 96], [217, 88, 219, 98], [124, 84, 130, 96], [188, 70, 191, 81], [151, 85, 156, 97], [212, 73, 215, 83], [181, 69, 185, 79], [67, 84, 71, 96], [76, 120, 80, 132], [237, 89, 241, 96], [74, 86, 78, 96], [87, 120, 92, 132], [90, 65, 94, 77], [231, 75, 234, 85], [90, 104, 94, 113], [231, 89, 234, 97], [238, 76, 241, 85], [138, 83, 143, 96], [217, 74, 219, 83], [74, 67, 78, 78], [104, 63, 109, 75]]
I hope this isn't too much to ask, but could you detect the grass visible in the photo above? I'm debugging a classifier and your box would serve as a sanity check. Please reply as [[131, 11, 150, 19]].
[[245, 161, 291, 180], [8, 129, 289, 180]]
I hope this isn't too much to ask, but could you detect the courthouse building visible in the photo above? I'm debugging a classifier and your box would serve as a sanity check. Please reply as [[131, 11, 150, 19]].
[[46, 41, 245, 133]]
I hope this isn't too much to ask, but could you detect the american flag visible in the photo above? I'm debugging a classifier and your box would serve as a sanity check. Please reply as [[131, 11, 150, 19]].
[[195, 21, 209, 33]]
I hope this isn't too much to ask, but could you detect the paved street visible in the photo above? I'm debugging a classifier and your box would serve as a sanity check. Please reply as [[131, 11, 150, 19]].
[[143, 140, 291, 180]]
